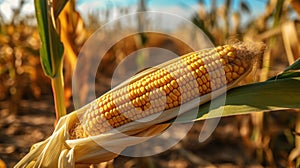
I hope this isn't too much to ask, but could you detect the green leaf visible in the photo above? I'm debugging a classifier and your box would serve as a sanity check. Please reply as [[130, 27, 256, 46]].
[[34, 0, 64, 78], [176, 76, 300, 122], [268, 58, 300, 80], [283, 58, 300, 72]]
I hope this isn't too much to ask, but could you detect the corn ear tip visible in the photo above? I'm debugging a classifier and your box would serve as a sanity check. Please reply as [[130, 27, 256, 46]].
[[232, 41, 266, 61]]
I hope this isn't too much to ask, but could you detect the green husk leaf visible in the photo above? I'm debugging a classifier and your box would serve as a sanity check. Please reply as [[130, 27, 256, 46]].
[[34, 0, 64, 78], [268, 58, 300, 80], [176, 75, 300, 123]]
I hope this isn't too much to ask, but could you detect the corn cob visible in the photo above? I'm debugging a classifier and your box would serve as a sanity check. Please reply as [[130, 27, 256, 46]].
[[71, 42, 265, 139]]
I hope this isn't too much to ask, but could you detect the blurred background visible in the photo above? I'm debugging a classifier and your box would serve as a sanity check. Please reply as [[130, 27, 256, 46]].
[[0, 0, 300, 167]]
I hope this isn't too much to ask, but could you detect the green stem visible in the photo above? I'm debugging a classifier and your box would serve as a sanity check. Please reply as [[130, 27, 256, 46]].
[[51, 66, 66, 123]]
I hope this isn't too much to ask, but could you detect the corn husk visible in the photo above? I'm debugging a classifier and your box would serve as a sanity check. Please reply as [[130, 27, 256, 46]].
[[15, 42, 264, 167], [14, 76, 249, 168]]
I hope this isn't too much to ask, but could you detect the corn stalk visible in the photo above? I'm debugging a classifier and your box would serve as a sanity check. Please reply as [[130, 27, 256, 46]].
[[34, 0, 68, 122]]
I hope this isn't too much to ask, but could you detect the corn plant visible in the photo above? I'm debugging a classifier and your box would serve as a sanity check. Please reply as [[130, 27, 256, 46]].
[[15, 0, 300, 167], [0, 0, 41, 113], [34, 0, 68, 122]]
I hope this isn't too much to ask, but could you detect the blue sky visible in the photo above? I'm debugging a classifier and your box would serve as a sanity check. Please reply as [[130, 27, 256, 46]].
[[75, 0, 267, 24], [76, 0, 265, 10], [0, 0, 266, 23], [76, 0, 266, 14], [73, 0, 268, 31]]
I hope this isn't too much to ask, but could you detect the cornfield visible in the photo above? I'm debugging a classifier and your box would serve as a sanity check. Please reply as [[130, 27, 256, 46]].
[[0, 0, 300, 167]]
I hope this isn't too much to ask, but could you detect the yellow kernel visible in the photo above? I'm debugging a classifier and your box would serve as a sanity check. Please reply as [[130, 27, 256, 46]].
[[169, 92, 177, 101], [219, 50, 226, 57], [195, 69, 202, 77], [201, 75, 207, 83], [171, 80, 178, 88], [140, 87, 146, 95], [232, 72, 239, 79], [210, 71, 217, 79], [132, 99, 138, 107], [142, 94, 149, 102], [233, 65, 239, 72], [105, 112, 112, 119], [197, 59, 204, 65], [226, 72, 232, 80], [154, 80, 159, 87], [191, 71, 197, 78], [216, 46, 223, 51], [100, 113, 105, 119], [167, 83, 174, 91], [145, 102, 151, 109], [146, 78, 151, 83], [228, 64, 233, 71], [112, 117, 118, 124], [200, 66, 207, 74], [178, 76, 186, 85], [215, 69, 222, 77], [108, 102, 113, 109], [137, 81, 142, 87], [168, 103, 174, 108], [211, 62, 218, 69], [193, 61, 200, 68], [173, 89, 181, 96], [204, 64, 210, 72], [186, 91, 192, 98], [211, 82, 216, 89], [119, 115, 125, 121], [215, 78, 221, 85], [145, 85, 151, 92], [108, 119, 115, 126], [202, 84, 207, 91], [198, 86, 203, 94], [191, 63, 198, 70], [111, 109, 117, 116], [238, 67, 245, 74], [173, 101, 179, 107], [197, 77, 203, 85], [160, 78, 166, 85], [221, 76, 227, 83], [163, 85, 171, 94], [139, 97, 146, 105], [206, 82, 210, 88], [227, 51, 234, 57], [142, 80, 147, 86], [187, 65, 193, 71], [154, 99, 161, 107], [116, 116, 122, 123], [227, 45, 234, 51], [136, 97, 143, 106], [205, 73, 210, 81], [223, 47, 229, 54], [103, 104, 108, 111], [167, 97, 173, 104], [220, 58, 227, 65], [224, 66, 230, 73]]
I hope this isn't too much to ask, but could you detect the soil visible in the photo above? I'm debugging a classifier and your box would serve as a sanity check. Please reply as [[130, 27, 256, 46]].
[[0, 96, 55, 168]]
